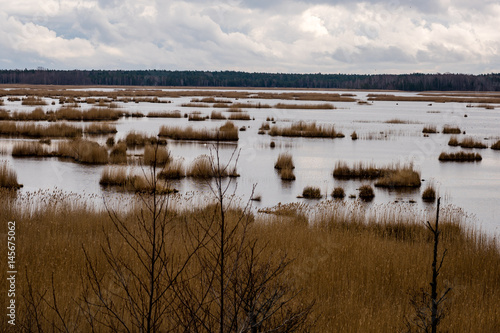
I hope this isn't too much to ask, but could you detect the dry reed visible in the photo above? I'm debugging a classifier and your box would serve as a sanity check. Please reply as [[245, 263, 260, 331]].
[[269, 121, 344, 138], [158, 160, 186, 180], [274, 153, 294, 170], [458, 137, 487, 149], [422, 184, 436, 201], [331, 187, 346, 199], [0, 122, 82, 138], [274, 103, 336, 109], [442, 125, 461, 134], [280, 167, 296, 181], [12, 142, 52, 157], [85, 123, 117, 135], [302, 186, 322, 199], [210, 110, 226, 120], [422, 125, 438, 134], [158, 123, 238, 141], [147, 110, 182, 118], [491, 140, 500, 150], [109, 142, 127, 164], [439, 151, 482, 162], [359, 184, 375, 199], [143, 145, 171, 166], [56, 140, 108, 164], [0, 162, 22, 188]]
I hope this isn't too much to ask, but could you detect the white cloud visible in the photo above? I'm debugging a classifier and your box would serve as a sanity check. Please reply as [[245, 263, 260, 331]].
[[0, 0, 499, 73]]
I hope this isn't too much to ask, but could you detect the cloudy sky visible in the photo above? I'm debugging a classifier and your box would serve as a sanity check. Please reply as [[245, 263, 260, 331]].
[[0, 0, 499, 74]]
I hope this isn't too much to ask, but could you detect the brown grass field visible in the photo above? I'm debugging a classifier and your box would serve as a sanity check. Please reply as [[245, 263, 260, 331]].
[[0, 190, 498, 331]]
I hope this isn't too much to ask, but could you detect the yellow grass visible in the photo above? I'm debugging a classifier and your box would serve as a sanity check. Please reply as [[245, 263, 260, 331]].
[[0, 192, 499, 331]]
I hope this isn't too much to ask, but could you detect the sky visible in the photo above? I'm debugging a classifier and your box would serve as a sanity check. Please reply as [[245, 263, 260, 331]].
[[0, 0, 499, 74]]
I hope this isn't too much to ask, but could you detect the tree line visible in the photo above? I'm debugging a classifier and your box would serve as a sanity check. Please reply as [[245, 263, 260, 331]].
[[1, 69, 500, 91]]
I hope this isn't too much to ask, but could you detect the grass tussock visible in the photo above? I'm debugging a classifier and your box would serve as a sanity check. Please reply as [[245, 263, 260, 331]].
[[99, 167, 173, 193], [422, 184, 436, 201], [358, 184, 375, 199], [124, 132, 166, 147], [458, 137, 487, 149], [186, 155, 239, 178], [109, 142, 127, 164], [491, 140, 500, 150], [333, 161, 421, 187], [269, 121, 344, 138], [442, 125, 461, 134], [0, 122, 82, 138], [188, 112, 208, 121], [21, 96, 47, 105], [147, 110, 182, 118], [422, 125, 438, 134], [374, 165, 421, 188], [143, 145, 171, 167], [56, 140, 108, 164], [158, 122, 238, 141], [280, 167, 296, 181], [439, 151, 482, 162], [85, 123, 117, 135], [228, 112, 251, 121], [274, 103, 336, 109], [12, 142, 52, 157], [333, 161, 381, 179], [331, 187, 346, 199], [384, 118, 418, 124], [158, 160, 186, 180], [448, 136, 459, 146], [0, 162, 22, 188], [181, 102, 211, 108], [351, 131, 358, 140], [210, 110, 226, 120], [214, 102, 271, 108], [191, 97, 232, 104], [302, 186, 322, 199], [0, 189, 499, 331], [274, 153, 294, 170]]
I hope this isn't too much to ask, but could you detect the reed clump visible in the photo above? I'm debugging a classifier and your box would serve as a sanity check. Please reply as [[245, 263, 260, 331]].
[[422, 184, 436, 201], [448, 136, 459, 146], [274, 153, 294, 170], [302, 186, 322, 199], [186, 155, 238, 178], [280, 167, 296, 181], [85, 123, 117, 135], [158, 160, 186, 180], [358, 184, 375, 199], [0, 122, 82, 138], [374, 165, 421, 188], [0, 162, 22, 188], [442, 125, 461, 134], [351, 131, 358, 140], [228, 112, 251, 121], [109, 142, 127, 164], [333, 161, 381, 179], [158, 123, 238, 141], [55, 107, 122, 121], [491, 140, 500, 150], [56, 140, 108, 164], [331, 187, 346, 199], [143, 145, 171, 166], [274, 103, 336, 109], [124, 132, 166, 147], [269, 121, 344, 138], [147, 110, 182, 118], [210, 110, 226, 120], [99, 167, 174, 194], [188, 112, 208, 121], [422, 125, 438, 134], [458, 137, 487, 149], [22, 96, 47, 105], [439, 151, 482, 162], [12, 142, 52, 157]]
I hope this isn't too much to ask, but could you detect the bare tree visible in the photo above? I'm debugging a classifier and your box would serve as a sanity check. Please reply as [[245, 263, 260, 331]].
[[81, 143, 197, 332], [174, 140, 314, 332], [405, 198, 452, 333]]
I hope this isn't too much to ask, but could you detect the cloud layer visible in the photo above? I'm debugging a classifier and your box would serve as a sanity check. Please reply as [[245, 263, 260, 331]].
[[1, 0, 499, 73]]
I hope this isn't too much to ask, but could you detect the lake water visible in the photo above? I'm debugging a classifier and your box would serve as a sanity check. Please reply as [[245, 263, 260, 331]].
[[1, 88, 499, 236]]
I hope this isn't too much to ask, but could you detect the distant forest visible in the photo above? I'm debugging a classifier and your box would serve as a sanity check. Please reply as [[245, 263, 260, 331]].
[[1, 69, 500, 91]]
